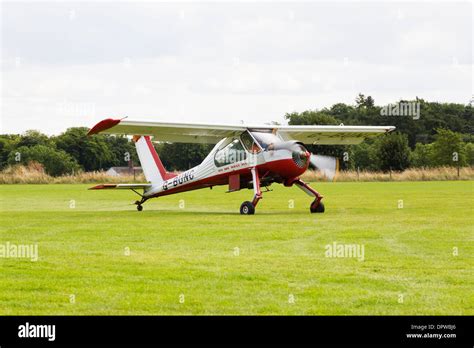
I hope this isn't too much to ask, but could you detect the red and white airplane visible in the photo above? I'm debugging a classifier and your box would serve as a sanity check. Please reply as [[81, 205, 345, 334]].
[[88, 118, 394, 214]]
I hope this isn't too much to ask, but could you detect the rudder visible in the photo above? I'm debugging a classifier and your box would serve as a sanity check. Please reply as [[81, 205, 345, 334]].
[[133, 135, 173, 184]]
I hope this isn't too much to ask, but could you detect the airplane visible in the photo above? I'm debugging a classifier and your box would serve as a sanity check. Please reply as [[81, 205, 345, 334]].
[[87, 118, 395, 214]]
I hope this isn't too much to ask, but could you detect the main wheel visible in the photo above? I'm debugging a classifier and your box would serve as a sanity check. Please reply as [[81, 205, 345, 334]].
[[137, 205, 143, 211], [240, 201, 255, 215], [310, 201, 324, 213]]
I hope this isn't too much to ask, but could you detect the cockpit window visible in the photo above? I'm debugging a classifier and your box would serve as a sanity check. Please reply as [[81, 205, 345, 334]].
[[250, 131, 282, 150], [214, 138, 247, 167], [240, 131, 262, 154]]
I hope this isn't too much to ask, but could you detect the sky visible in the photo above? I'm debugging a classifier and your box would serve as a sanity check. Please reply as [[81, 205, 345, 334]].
[[1, 1, 472, 135]]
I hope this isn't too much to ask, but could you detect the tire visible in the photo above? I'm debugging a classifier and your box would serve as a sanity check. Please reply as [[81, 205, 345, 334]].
[[310, 201, 324, 213], [240, 201, 255, 215], [137, 205, 143, 212]]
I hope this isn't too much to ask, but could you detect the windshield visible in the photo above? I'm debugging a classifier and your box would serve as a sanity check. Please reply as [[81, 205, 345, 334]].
[[240, 131, 262, 154], [214, 138, 247, 167], [250, 131, 282, 150]]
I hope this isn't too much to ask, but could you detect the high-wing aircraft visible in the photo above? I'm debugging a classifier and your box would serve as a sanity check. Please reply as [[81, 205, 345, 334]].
[[88, 118, 394, 214]]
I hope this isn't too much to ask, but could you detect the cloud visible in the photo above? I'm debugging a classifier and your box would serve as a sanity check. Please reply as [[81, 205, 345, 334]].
[[1, 1, 472, 134]]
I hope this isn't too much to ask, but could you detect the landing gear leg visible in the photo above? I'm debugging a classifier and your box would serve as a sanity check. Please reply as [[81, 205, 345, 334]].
[[293, 179, 325, 213], [240, 167, 262, 215]]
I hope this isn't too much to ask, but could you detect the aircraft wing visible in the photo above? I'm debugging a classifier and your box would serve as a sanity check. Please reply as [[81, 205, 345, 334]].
[[88, 118, 394, 145], [275, 125, 395, 145], [88, 118, 246, 144]]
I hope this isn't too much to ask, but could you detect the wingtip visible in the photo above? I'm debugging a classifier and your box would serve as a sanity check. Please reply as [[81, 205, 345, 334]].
[[87, 118, 122, 136]]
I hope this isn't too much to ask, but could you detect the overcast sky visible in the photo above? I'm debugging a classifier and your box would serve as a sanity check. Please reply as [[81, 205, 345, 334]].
[[1, 1, 472, 135]]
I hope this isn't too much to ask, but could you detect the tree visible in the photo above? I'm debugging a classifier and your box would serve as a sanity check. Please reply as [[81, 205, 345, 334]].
[[7, 145, 80, 176], [55, 127, 115, 171], [365, 96, 375, 108], [0, 135, 19, 170], [157, 143, 214, 171], [285, 110, 339, 125], [411, 143, 433, 168], [350, 142, 378, 170], [465, 142, 474, 166], [355, 93, 375, 108], [355, 93, 366, 108], [328, 103, 354, 120], [430, 128, 467, 166], [374, 132, 411, 171], [16, 130, 51, 148], [105, 135, 139, 167]]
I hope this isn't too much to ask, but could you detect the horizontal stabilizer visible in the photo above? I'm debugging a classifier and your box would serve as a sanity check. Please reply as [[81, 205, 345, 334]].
[[89, 184, 152, 190]]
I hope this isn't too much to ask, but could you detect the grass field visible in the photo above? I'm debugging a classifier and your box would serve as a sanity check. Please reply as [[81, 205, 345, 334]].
[[0, 181, 473, 315]]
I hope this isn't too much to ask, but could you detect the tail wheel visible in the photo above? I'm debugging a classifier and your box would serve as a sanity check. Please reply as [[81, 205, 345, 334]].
[[310, 201, 325, 213], [240, 201, 255, 215]]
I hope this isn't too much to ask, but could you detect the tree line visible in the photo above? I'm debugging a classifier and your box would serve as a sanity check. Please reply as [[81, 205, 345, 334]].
[[286, 95, 473, 171], [0, 95, 472, 176]]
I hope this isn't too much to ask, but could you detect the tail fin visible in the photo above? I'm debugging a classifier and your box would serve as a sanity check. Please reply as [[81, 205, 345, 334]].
[[133, 135, 174, 184]]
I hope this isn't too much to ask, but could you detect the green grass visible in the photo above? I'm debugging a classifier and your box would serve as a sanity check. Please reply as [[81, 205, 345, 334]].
[[0, 181, 473, 315]]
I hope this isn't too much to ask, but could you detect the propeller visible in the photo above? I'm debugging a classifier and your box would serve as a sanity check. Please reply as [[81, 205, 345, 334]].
[[309, 154, 339, 181]]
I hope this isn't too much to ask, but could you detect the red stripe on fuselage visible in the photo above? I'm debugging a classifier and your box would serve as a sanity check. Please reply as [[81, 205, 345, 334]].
[[148, 158, 307, 198]]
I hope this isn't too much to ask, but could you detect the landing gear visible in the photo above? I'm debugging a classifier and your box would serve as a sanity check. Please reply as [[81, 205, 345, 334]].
[[293, 179, 325, 214], [310, 200, 324, 213], [240, 201, 255, 215], [134, 198, 147, 212], [240, 167, 261, 215]]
